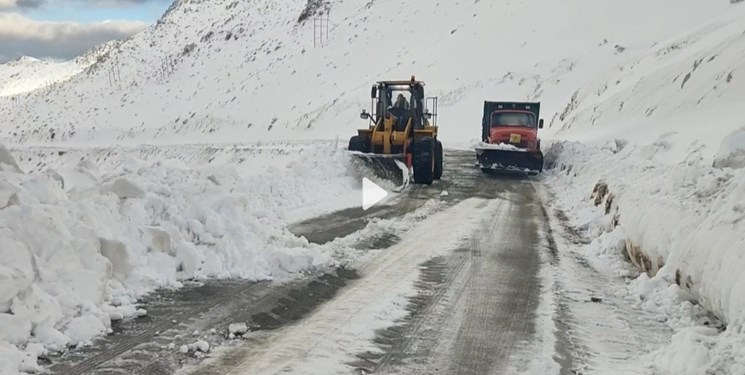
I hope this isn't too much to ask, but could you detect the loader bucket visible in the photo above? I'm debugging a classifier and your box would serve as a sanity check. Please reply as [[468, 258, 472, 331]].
[[349, 152, 410, 188], [475, 148, 544, 174]]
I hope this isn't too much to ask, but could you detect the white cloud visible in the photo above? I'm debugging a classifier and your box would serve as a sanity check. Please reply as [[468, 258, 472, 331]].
[[0, 0, 17, 10], [79, 0, 172, 9], [0, 13, 146, 61]]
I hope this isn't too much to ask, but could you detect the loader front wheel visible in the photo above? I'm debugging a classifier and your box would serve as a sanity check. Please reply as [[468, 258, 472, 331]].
[[348, 135, 369, 153], [434, 140, 443, 180], [413, 137, 435, 185]]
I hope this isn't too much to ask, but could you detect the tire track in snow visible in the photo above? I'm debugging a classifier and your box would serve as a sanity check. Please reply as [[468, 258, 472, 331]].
[[184, 198, 489, 375], [51, 280, 271, 375], [543, 199, 673, 375], [369, 186, 553, 375], [354, 247, 472, 372]]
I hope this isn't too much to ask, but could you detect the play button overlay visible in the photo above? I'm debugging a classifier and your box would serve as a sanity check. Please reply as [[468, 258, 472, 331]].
[[362, 178, 388, 211]]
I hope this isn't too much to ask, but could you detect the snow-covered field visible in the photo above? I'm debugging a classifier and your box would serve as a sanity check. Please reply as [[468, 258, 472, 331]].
[[1, 0, 745, 372]]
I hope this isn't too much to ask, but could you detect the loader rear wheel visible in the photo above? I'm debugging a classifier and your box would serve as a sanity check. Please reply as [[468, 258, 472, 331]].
[[348, 135, 369, 153], [434, 140, 443, 180], [413, 137, 435, 185]]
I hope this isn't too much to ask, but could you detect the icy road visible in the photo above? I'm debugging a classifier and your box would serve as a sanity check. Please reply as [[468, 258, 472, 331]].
[[49, 150, 672, 375]]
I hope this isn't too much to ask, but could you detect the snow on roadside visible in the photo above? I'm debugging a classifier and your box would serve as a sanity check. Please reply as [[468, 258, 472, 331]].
[[713, 126, 745, 170], [0, 143, 359, 374], [545, 140, 745, 374], [471, 140, 527, 152]]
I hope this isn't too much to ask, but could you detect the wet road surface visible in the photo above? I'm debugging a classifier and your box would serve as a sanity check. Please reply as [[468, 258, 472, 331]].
[[185, 150, 550, 375], [49, 150, 551, 375]]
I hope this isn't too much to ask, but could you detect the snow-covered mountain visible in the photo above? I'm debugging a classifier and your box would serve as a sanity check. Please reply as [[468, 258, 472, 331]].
[[1, 0, 742, 164], [0, 57, 83, 97], [0, 42, 119, 98]]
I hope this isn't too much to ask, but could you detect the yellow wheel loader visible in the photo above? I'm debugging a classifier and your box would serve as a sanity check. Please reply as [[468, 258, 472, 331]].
[[348, 77, 443, 186]]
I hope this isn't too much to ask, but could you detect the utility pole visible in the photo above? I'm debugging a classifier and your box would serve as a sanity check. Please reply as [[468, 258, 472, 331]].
[[313, 10, 330, 47]]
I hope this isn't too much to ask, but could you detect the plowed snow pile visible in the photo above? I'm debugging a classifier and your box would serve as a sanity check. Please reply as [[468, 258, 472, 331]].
[[546, 141, 745, 374], [0, 143, 358, 373]]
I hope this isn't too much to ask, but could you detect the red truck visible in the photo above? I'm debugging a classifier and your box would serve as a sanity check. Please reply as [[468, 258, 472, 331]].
[[475, 101, 544, 174]]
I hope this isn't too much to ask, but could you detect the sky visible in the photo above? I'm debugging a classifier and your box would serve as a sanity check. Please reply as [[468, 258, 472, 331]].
[[0, 0, 172, 63]]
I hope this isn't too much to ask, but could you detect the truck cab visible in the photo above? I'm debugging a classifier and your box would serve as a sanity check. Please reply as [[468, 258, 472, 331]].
[[482, 104, 543, 152], [477, 101, 545, 173]]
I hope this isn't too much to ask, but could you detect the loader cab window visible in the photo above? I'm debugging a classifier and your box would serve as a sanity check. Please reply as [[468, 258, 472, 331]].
[[385, 89, 410, 112], [490, 112, 536, 128], [381, 88, 407, 130], [379, 84, 426, 130], [384, 89, 411, 108]]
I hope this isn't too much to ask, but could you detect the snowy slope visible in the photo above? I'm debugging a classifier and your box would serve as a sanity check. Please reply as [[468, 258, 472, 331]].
[[545, 7, 745, 166], [0, 0, 738, 150], [0, 57, 82, 98], [0, 43, 118, 98]]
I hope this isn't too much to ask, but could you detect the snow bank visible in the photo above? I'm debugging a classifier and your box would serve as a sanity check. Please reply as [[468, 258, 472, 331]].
[[647, 326, 745, 375], [547, 141, 745, 324], [713, 126, 745, 169], [0, 143, 359, 373], [626, 275, 745, 374], [471, 140, 526, 152], [0, 144, 22, 174], [546, 140, 745, 373], [228, 323, 248, 336]]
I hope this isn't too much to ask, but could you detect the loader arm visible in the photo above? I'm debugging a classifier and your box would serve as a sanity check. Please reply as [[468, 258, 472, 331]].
[[371, 114, 412, 154]]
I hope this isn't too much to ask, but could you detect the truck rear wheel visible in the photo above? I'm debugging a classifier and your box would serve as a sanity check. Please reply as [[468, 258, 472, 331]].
[[413, 137, 435, 185], [434, 140, 443, 180]]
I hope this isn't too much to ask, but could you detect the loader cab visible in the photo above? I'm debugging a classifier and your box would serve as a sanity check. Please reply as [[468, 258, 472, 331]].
[[361, 79, 435, 131], [351, 77, 443, 185]]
